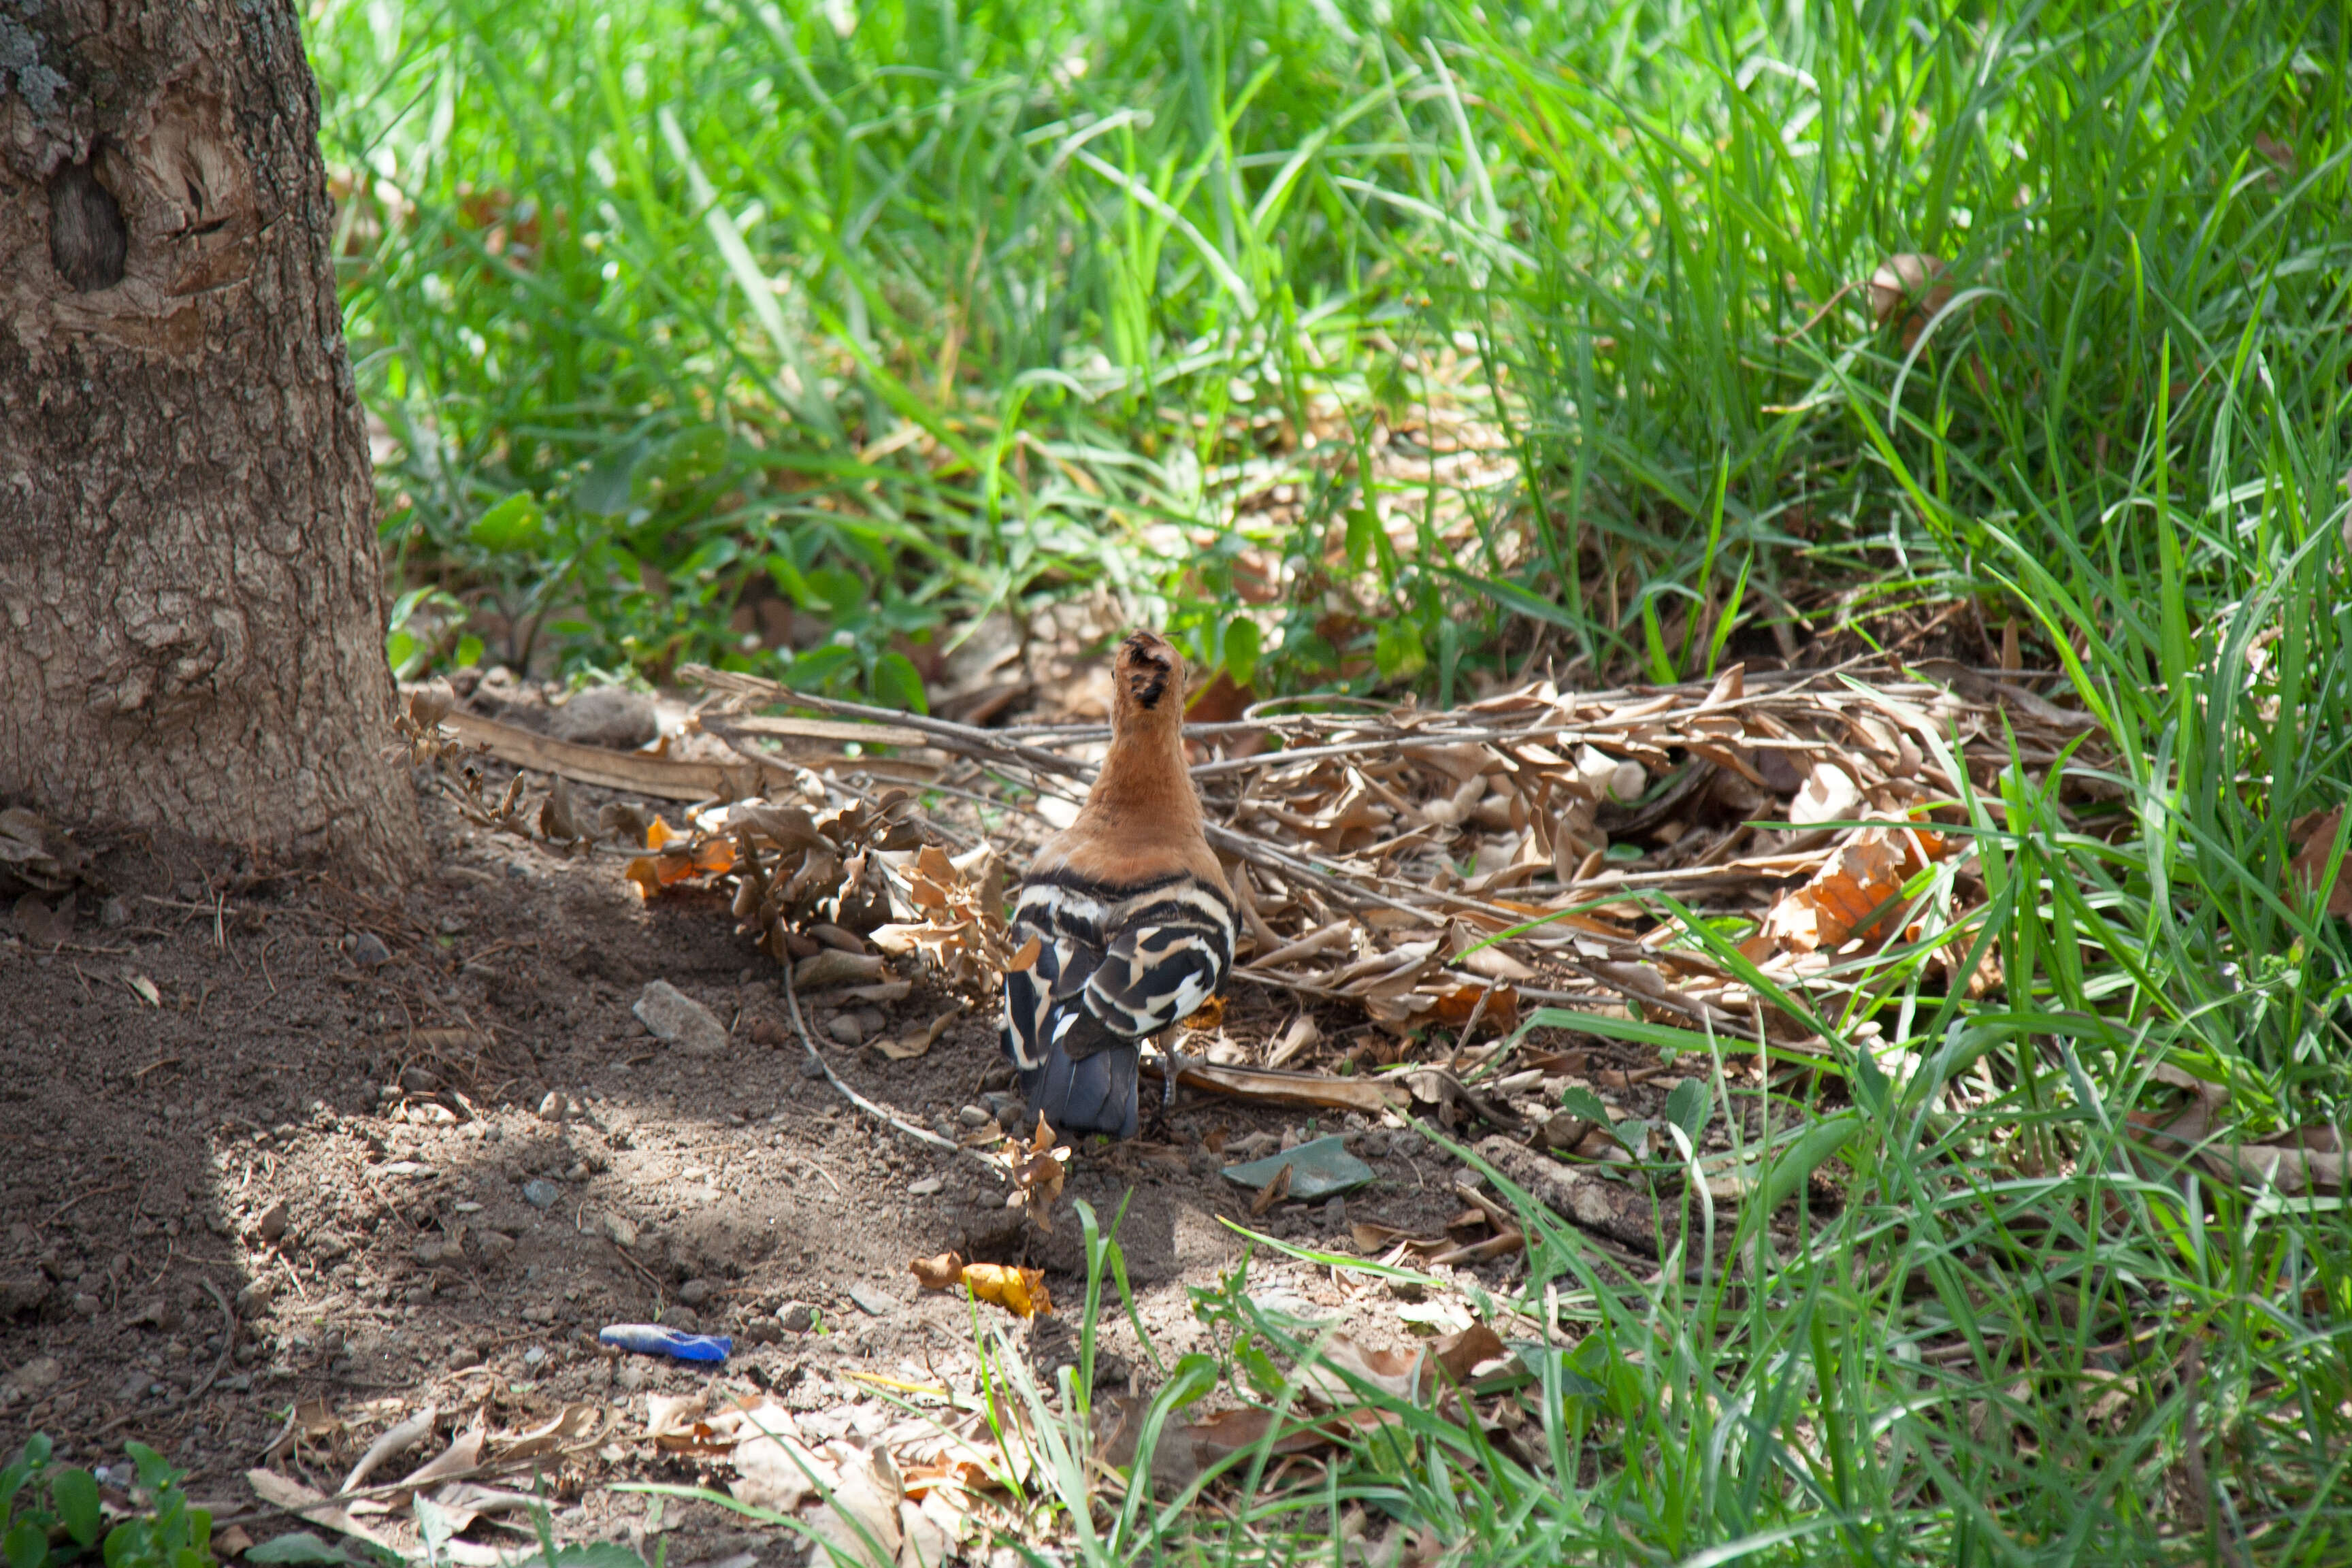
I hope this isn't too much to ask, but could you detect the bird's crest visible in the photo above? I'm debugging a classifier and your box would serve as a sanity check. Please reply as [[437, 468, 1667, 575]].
[[1115, 630, 1181, 715]]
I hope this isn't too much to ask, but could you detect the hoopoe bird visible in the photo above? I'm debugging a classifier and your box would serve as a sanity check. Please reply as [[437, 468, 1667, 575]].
[[1000, 631, 1235, 1138]]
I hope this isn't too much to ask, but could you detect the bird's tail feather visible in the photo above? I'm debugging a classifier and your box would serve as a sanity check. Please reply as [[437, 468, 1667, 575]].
[[1017, 1039, 1139, 1140]]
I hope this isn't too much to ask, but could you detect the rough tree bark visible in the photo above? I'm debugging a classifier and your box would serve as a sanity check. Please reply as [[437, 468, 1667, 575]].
[[0, 0, 422, 879]]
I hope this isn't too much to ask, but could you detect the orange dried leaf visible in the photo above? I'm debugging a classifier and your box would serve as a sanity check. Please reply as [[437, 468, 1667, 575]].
[[909, 1251, 965, 1292], [901, 1457, 991, 1499], [645, 815, 682, 850], [623, 857, 664, 900], [961, 1262, 1051, 1318], [1004, 934, 1042, 973], [692, 837, 735, 875], [1432, 983, 1517, 1032], [1181, 994, 1226, 1032], [1757, 824, 1946, 955]]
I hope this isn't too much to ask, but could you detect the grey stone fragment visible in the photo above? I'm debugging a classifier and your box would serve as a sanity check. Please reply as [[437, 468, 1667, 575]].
[[634, 981, 730, 1057], [547, 685, 659, 750], [1220, 1135, 1376, 1203]]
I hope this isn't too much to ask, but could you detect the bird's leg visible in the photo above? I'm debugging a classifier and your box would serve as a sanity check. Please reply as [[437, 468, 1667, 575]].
[[1156, 1026, 1190, 1112]]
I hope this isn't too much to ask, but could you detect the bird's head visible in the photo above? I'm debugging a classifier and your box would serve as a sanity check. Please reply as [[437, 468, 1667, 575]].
[[1111, 630, 1186, 725]]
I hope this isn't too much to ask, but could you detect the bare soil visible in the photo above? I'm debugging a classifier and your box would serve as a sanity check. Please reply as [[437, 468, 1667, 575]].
[[0, 774, 1584, 1565]]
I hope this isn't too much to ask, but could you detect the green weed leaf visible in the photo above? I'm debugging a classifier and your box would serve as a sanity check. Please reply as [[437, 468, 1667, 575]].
[[1559, 1085, 1613, 1128], [1374, 621, 1424, 680], [48, 1468, 99, 1548], [870, 651, 928, 715], [1664, 1078, 1710, 1145], [246, 1535, 362, 1566], [468, 493, 546, 553], [1221, 617, 1260, 687]]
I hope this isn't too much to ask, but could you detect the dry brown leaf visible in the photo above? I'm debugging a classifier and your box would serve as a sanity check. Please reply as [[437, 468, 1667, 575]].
[[1009, 1113, 1071, 1230], [1249, 1162, 1292, 1216], [1182, 994, 1227, 1032], [909, 1252, 966, 1292], [1751, 823, 1948, 956], [875, 1004, 964, 1060], [1867, 252, 1953, 352], [1431, 982, 1517, 1033], [2289, 808, 2352, 917], [1142, 1058, 1405, 1116]]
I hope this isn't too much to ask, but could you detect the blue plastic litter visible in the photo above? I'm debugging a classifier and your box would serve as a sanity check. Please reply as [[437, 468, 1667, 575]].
[[598, 1323, 732, 1362]]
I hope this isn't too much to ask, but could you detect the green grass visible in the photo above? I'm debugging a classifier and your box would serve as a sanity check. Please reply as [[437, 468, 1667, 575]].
[[306, 0, 2352, 1561]]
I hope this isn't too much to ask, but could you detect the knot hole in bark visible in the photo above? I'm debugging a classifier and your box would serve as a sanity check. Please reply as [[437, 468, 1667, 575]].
[[49, 156, 127, 293]]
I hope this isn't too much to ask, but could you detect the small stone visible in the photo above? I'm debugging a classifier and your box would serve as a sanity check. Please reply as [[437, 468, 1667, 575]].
[[854, 1007, 889, 1036], [546, 685, 659, 750], [523, 1345, 549, 1368], [476, 1230, 516, 1261], [399, 1066, 441, 1092], [600, 1212, 639, 1249], [1322, 1195, 1349, 1228], [2, 1355, 60, 1401], [956, 1105, 994, 1129], [906, 1176, 943, 1197], [663, 1305, 701, 1332], [847, 1285, 894, 1318], [634, 981, 730, 1057], [253, 1201, 289, 1243], [781, 1304, 817, 1334], [131, 1297, 184, 1331], [0, 1274, 48, 1318], [800, 1057, 828, 1080], [114, 1371, 152, 1406], [99, 896, 130, 928], [678, 1279, 713, 1308], [744, 1317, 783, 1345], [825, 1014, 866, 1047], [537, 1091, 567, 1122], [521, 1179, 561, 1210], [349, 933, 392, 968]]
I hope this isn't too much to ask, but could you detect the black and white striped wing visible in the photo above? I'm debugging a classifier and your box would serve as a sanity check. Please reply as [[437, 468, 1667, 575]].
[[999, 875, 1233, 1071], [1079, 919, 1226, 1041], [1000, 918, 1094, 1073]]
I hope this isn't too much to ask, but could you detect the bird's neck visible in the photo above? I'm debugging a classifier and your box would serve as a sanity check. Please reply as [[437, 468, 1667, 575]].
[[1076, 716, 1199, 840]]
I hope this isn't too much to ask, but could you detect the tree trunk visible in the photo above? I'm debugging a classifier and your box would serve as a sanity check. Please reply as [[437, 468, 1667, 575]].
[[0, 0, 421, 880]]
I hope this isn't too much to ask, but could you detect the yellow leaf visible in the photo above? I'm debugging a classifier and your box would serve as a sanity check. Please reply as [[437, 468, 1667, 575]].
[[960, 1262, 1051, 1318], [623, 857, 664, 899]]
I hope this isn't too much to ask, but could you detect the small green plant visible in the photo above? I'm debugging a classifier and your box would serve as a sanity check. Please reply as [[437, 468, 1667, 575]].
[[1, 1436, 212, 1568]]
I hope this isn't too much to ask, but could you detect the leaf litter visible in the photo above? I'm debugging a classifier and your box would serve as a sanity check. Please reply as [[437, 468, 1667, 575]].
[[361, 651, 2352, 1556]]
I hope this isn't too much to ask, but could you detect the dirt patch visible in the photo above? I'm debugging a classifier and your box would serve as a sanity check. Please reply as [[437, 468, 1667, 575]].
[[0, 777, 1603, 1564]]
